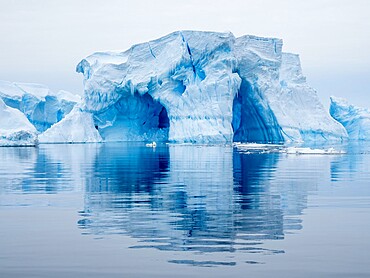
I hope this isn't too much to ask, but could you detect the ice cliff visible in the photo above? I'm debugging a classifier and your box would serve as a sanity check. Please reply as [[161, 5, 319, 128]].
[[274, 53, 347, 141], [330, 96, 370, 140], [0, 80, 80, 133], [76, 31, 347, 143], [0, 98, 37, 146]]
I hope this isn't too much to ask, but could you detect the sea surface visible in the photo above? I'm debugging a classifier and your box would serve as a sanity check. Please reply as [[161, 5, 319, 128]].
[[0, 142, 370, 277]]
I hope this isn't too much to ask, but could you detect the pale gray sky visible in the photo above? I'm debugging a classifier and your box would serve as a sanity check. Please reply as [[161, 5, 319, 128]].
[[0, 0, 369, 108]]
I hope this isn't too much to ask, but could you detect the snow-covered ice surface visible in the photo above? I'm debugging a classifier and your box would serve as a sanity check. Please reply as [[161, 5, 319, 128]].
[[330, 96, 370, 140], [39, 106, 102, 143], [77, 31, 347, 143], [0, 80, 80, 133], [0, 98, 37, 146]]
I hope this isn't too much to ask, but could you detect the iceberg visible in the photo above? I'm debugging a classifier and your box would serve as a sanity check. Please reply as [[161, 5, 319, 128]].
[[0, 98, 38, 146], [330, 96, 370, 140], [76, 31, 347, 143], [39, 106, 102, 143], [0, 80, 80, 132]]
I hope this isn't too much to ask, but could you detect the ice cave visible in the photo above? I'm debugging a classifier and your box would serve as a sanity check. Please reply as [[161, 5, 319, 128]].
[[93, 92, 170, 142]]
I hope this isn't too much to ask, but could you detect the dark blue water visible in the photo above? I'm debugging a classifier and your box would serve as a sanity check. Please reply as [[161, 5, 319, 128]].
[[1, 143, 370, 277]]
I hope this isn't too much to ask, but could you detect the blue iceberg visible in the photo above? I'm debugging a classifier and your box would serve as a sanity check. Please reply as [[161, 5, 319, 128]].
[[0, 80, 80, 133], [330, 96, 370, 140], [76, 31, 347, 143]]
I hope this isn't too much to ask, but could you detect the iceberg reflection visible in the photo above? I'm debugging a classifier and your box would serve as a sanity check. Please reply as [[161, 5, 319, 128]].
[[78, 144, 310, 262], [1, 143, 358, 267]]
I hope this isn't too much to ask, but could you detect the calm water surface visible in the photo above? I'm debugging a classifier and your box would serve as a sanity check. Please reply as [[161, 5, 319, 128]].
[[0, 143, 370, 277]]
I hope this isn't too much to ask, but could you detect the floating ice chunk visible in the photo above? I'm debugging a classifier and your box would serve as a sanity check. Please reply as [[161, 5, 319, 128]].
[[145, 141, 157, 148], [233, 142, 284, 153], [285, 147, 346, 155], [234, 142, 345, 155]]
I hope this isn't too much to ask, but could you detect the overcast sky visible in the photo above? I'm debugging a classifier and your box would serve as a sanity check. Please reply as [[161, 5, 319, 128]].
[[0, 0, 369, 108]]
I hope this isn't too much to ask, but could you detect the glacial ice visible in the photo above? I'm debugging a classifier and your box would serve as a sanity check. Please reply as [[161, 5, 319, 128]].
[[330, 96, 370, 140], [77, 31, 347, 143], [0, 98, 38, 146], [39, 106, 102, 143], [274, 53, 347, 142], [0, 80, 80, 132]]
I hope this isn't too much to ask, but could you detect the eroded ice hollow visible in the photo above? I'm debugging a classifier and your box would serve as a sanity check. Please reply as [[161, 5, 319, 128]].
[[76, 31, 347, 143]]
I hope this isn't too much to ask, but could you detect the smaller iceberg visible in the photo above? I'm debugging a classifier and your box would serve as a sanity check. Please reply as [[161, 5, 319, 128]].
[[0, 80, 80, 132], [0, 98, 37, 146], [39, 106, 102, 143], [330, 96, 370, 140]]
